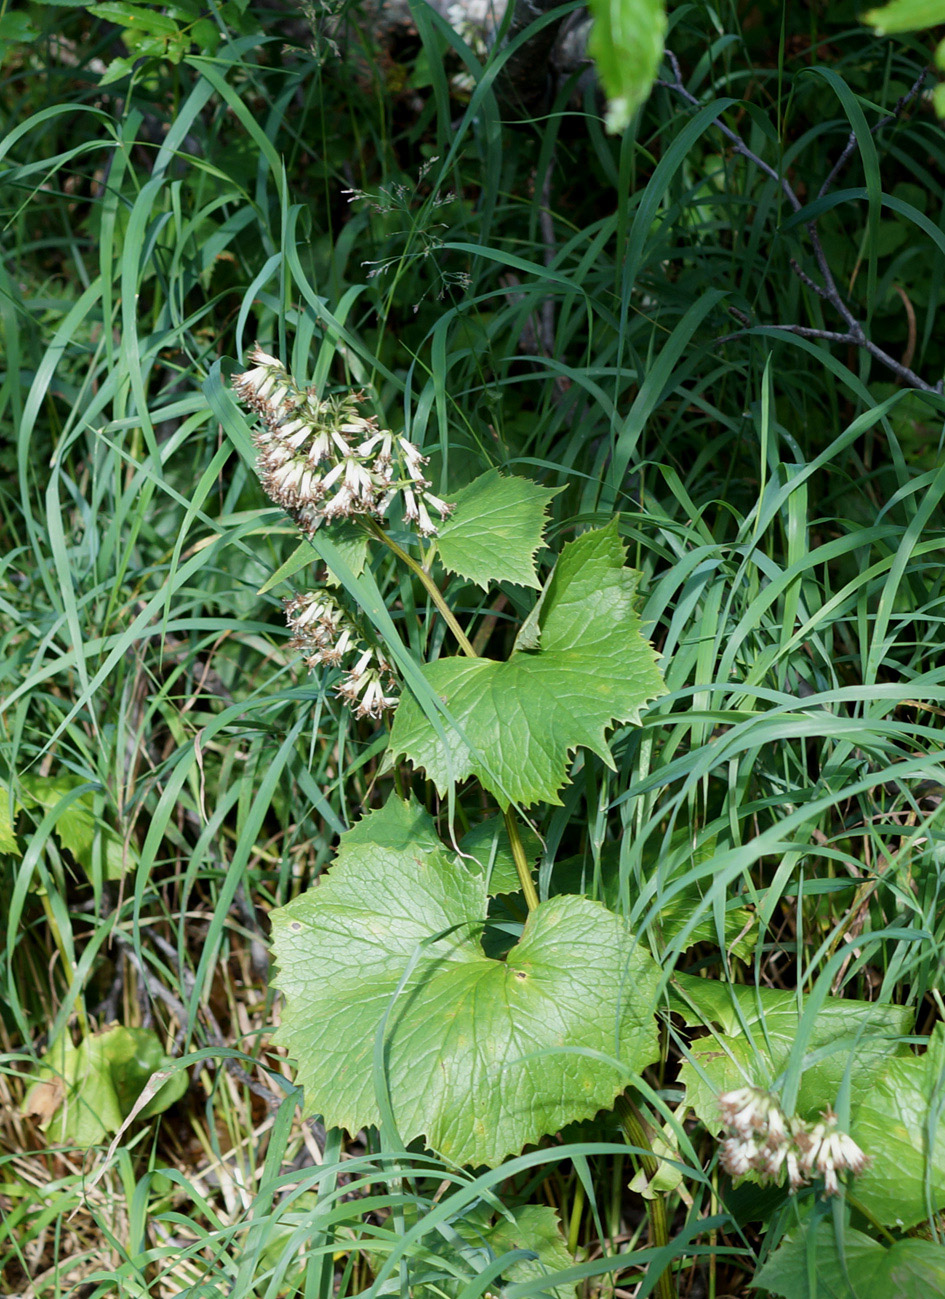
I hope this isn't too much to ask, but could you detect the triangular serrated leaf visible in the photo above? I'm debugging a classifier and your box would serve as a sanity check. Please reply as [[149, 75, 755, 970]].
[[271, 796, 661, 1166], [435, 470, 558, 590], [388, 522, 667, 808]]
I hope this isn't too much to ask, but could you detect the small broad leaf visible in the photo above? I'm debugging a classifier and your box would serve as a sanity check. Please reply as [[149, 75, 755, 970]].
[[552, 836, 756, 961], [88, 3, 182, 35], [0, 10, 39, 42], [0, 785, 21, 855], [587, 0, 667, 133], [512, 559, 556, 652], [753, 1225, 945, 1299], [23, 1026, 187, 1148], [675, 975, 912, 1125], [459, 814, 542, 896], [482, 1205, 576, 1299], [862, 0, 945, 33], [270, 795, 661, 1166], [435, 470, 558, 590], [258, 538, 320, 594], [258, 526, 369, 594], [851, 1021, 945, 1228], [861, 1, 945, 118], [20, 773, 138, 881], [388, 522, 667, 808], [370, 1202, 576, 1299]]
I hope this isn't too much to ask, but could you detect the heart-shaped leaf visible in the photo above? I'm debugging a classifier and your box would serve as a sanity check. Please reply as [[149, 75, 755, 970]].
[[270, 795, 661, 1165], [675, 975, 912, 1124], [754, 1225, 945, 1299], [851, 1022, 945, 1228], [388, 522, 667, 808]]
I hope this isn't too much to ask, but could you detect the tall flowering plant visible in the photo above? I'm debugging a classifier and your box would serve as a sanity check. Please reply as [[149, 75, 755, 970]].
[[227, 346, 908, 1299]]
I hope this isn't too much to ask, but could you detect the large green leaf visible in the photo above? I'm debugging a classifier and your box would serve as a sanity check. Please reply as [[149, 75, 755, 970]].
[[434, 470, 558, 590], [851, 1022, 945, 1228], [753, 1225, 945, 1298], [270, 795, 661, 1166], [587, 0, 667, 133], [388, 523, 667, 808], [675, 976, 912, 1124]]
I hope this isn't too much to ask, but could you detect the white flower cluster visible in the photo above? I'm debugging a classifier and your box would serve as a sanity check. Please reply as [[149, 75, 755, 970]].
[[284, 592, 398, 720], [717, 1087, 869, 1196], [233, 345, 454, 537]]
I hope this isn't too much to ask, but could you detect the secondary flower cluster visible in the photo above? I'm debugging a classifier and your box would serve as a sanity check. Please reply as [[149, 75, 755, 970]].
[[285, 592, 398, 720], [233, 346, 454, 538], [717, 1087, 869, 1196]]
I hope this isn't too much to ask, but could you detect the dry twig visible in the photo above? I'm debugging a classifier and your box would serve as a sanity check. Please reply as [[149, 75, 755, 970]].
[[659, 54, 940, 393]]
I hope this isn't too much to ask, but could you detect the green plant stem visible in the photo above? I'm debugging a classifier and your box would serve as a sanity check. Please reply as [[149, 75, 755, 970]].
[[504, 806, 539, 911], [615, 1095, 676, 1299], [371, 521, 540, 909], [567, 1170, 586, 1256], [845, 1192, 897, 1244], [368, 521, 476, 657]]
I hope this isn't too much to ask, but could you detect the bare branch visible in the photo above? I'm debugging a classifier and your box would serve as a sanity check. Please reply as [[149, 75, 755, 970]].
[[818, 69, 927, 200], [660, 54, 941, 394]]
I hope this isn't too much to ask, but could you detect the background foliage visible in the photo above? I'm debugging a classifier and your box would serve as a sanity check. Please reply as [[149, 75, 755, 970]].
[[2, 0, 945, 1296]]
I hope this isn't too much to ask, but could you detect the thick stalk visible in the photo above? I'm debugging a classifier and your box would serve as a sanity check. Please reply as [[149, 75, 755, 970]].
[[368, 521, 476, 658], [567, 1171, 586, 1257], [845, 1193, 897, 1244], [504, 806, 539, 911], [373, 521, 540, 908], [615, 1095, 676, 1299]]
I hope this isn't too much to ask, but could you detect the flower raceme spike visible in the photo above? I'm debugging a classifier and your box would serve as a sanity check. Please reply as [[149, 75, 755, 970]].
[[232, 345, 455, 538], [336, 648, 399, 719], [716, 1089, 869, 1197], [283, 593, 398, 717], [794, 1109, 870, 1195], [284, 593, 354, 668]]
